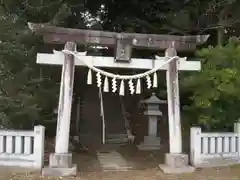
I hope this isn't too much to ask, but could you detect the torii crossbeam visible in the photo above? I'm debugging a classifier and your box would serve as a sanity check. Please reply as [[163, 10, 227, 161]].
[[37, 52, 200, 71]]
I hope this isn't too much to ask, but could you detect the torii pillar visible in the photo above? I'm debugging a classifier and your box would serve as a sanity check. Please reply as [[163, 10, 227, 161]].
[[42, 42, 77, 176], [159, 43, 195, 173]]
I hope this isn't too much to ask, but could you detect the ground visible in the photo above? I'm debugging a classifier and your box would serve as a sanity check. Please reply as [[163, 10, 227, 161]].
[[1, 145, 240, 180], [0, 167, 240, 180]]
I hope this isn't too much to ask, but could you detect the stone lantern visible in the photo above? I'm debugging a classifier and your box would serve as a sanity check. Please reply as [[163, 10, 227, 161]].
[[138, 93, 166, 150]]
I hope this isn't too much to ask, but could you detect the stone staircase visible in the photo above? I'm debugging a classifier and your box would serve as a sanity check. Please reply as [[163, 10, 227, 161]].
[[105, 133, 129, 145], [97, 151, 133, 172]]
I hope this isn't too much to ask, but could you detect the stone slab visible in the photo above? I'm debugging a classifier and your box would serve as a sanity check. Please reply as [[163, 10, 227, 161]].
[[159, 153, 195, 174], [49, 153, 72, 168], [143, 136, 160, 145], [137, 135, 161, 150], [97, 151, 133, 172], [165, 153, 188, 167], [137, 144, 161, 151], [42, 164, 77, 177], [158, 164, 195, 174], [194, 157, 240, 168]]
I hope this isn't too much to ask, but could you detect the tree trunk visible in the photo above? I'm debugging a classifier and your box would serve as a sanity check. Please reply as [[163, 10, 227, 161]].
[[217, 10, 225, 47], [217, 26, 224, 47]]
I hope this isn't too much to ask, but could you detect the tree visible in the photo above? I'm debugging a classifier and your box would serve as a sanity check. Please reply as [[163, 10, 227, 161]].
[[97, 0, 240, 46], [1, 0, 240, 131], [0, 7, 61, 129], [0, 0, 102, 130], [182, 37, 240, 131]]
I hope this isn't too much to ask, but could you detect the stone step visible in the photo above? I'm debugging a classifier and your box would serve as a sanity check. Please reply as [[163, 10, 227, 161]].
[[97, 151, 133, 172], [101, 164, 133, 169], [98, 158, 128, 164], [102, 168, 132, 172], [143, 136, 160, 144], [102, 167, 133, 170], [137, 144, 161, 151], [105, 139, 128, 144], [107, 133, 128, 138], [140, 142, 161, 146], [106, 133, 129, 144]]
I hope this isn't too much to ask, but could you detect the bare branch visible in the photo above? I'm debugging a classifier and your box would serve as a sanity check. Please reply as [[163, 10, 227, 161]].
[[199, 19, 240, 33]]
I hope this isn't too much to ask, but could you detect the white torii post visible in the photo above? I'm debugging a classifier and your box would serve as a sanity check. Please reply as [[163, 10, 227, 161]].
[[158, 45, 195, 173], [165, 44, 182, 154], [55, 42, 75, 154], [42, 42, 77, 176], [37, 46, 200, 175]]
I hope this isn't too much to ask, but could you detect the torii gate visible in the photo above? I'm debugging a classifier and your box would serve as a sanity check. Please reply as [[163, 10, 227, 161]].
[[28, 22, 209, 176]]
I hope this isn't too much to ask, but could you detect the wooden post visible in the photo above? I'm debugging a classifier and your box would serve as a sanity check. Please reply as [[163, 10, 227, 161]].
[[55, 42, 76, 154], [165, 42, 182, 154]]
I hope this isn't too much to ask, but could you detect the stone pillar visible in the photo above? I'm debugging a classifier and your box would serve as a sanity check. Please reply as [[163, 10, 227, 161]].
[[159, 42, 195, 173], [42, 42, 77, 176], [234, 122, 240, 157], [137, 93, 164, 151], [148, 116, 158, 136]]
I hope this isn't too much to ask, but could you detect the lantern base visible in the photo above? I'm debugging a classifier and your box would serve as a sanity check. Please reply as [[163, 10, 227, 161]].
[[137, 136, 161, 151]]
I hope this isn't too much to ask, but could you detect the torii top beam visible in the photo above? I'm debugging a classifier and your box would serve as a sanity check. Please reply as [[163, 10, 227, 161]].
[[28, 22, 209, 52]]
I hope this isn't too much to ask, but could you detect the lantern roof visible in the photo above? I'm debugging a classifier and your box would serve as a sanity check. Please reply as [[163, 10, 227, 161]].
[[141, 93, 166, 104]]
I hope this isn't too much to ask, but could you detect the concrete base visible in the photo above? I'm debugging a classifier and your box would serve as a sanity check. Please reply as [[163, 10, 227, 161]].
[[49, 153, 72, 168], [42, 164, 77, 176], [159, 164, 195, 174], [165, 153, 188, 167], [42, 153, 77, 176], [159, 153, 195, 174], [137, 136, 161, 151]]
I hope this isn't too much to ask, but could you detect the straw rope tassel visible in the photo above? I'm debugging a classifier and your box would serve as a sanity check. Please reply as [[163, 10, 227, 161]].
[[112, 78, 117, 93], [103, 76, 109, 92], [119, 80, 125, 96], [153, 72, 158, 88], [136, 78, 141, 94], [96, 72, 102, 87], [128, 79, 135, 95], [146, 75, 152, 89], [87, 69, 92, 85]]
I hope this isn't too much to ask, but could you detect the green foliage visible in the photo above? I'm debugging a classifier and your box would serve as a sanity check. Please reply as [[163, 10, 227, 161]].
[[1, 0, 240, 131], [183, 38, 240, 131], [0, 0, 91, 130], [0, 11, 59, 129]]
